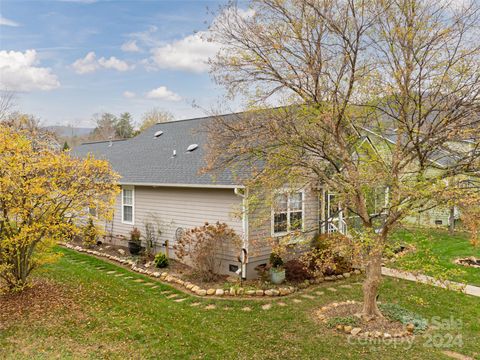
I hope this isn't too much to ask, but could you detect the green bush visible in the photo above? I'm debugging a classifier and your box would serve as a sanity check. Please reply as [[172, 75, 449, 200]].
[[83, 218, 99, 247], [154, 253, 169, 268], [326, 316, 360, 329], [269, 252, 284, 268], [379, 303, 428, 333]]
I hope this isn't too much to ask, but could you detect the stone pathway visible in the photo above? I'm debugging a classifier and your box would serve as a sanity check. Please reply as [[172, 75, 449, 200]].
[[381, 267, 480, 297], [442, 350, 475, 360], [301, 294, 315, 299]]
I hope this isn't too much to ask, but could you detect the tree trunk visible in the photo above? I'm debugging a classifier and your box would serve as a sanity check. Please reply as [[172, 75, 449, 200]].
[[361, 251, 383, 320]]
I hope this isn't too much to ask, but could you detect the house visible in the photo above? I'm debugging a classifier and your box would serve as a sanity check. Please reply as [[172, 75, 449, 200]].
[[73, 115, 320, 279], [73, 113, 474, 279]]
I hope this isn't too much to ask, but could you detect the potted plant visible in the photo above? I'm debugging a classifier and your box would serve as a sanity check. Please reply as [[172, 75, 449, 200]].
[[269, 252, 285, 284], [128, 227, 142, 255]]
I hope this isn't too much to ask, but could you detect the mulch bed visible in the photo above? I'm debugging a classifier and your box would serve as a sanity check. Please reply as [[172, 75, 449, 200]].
[[72, 239, 298, 290], [0, 279, 80, 331]]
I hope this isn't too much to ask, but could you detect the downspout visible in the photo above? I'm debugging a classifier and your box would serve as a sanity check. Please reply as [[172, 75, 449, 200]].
[[234, 187, 248, 279]]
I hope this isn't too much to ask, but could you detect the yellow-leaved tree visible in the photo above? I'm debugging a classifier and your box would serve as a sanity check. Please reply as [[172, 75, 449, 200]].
[[0, 124, 119, 292]]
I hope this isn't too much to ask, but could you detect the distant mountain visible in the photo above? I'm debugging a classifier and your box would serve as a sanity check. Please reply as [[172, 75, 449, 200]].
[[45, 126, 94, 138]]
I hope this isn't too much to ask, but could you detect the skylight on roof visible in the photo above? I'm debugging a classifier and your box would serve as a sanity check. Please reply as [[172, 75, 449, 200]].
[[154, 131, 163, 138], [187, 144, 198, 152]]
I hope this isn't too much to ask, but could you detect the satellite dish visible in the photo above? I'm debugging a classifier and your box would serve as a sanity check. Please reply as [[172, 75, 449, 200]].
[[154, 131, 163, 138]]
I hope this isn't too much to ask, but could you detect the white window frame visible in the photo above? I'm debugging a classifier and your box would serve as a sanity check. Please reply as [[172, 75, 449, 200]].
[[121, 186, 135, 225], [271, 190, 305, 236]]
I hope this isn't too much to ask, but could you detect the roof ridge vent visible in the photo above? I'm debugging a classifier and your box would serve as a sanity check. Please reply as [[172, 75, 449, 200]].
[[187, 143, 198, 152], [154, 130, 163, 138]]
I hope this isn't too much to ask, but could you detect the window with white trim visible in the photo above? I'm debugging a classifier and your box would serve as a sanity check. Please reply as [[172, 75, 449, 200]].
[[122, 186, 134, 224], [272, 191, 304, 235]]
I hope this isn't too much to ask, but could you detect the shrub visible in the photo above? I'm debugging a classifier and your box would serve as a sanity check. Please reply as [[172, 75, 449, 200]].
[[284, 259, 313, 282], [130, 227, 141, 242], [174, 222, 241, 282], [379, 303, 428, 333], [302, 233, 353, 276], [154, 253, 169, 268], [83, 218, 99, 247], [269, 252, 284, 268], [326, 316, 360, 329]]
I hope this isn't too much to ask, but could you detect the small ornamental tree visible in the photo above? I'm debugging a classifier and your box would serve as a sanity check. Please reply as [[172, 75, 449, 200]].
[[174, 222, 241, 282], [0, 124, 119, 291]]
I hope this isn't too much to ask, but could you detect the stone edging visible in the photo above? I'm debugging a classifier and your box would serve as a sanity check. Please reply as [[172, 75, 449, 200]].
[[62, 243, 362, 298], [454, 257, 480, 268], [317, 300, 415, 339]]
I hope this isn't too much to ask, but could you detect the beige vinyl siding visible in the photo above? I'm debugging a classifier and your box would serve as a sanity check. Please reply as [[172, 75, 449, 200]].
[[104, 186, 244, 263], [247, 186, 320, 265]]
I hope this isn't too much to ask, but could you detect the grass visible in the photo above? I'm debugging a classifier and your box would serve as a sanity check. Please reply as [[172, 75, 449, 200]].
[[1, 246, 479, 359], [390, 228, 480, 286]]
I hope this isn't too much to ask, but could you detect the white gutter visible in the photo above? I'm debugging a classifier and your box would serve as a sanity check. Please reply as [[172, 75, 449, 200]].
[[234, 187, 249, 279], [118, 182, 244, 189]]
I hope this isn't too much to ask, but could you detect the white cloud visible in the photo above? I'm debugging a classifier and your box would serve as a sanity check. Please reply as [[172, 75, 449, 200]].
[[121, 40, 140, 52], [71, 51, 99, 74], [128, 25, 160, 48], [72, 52, 133, 74], [146, 86, 181, 101], [123, 91, 136, 98], [149, 32, 220, 73], [146, 7, 254, 73], [98, 56, 132, 71], [0, 15, 19, 27], [0, 50, 60, 91]]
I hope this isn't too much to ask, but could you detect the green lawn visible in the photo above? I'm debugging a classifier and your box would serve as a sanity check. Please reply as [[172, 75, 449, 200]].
[[1, 247, 479, 359], [390, 228, 480, 286]]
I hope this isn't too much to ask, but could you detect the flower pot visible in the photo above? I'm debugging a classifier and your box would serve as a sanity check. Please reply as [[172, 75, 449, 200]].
[[128, 240, 142, 255], [270, 268, 286, 285]]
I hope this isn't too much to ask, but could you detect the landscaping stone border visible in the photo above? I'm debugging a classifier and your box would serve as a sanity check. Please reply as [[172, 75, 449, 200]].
[[454, 257, 480, 268], [62, 243, 363, 298], [317, 300, 415, 339]]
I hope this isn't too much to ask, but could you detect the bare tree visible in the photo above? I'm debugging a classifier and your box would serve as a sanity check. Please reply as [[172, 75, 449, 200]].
[[0, 90, 16, 121], [139, 108, 174, 132], [207, 0, 480, 319]]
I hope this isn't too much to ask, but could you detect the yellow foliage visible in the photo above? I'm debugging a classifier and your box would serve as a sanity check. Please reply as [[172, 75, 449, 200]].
[[0, 124, 120, 291]]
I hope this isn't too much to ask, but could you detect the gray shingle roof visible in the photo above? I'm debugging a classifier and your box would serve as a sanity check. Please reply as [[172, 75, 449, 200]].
[[72, 115, 244, 188]]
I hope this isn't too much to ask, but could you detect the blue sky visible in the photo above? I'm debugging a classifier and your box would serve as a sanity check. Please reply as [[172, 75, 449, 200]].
[[0, 0, 238, 127]]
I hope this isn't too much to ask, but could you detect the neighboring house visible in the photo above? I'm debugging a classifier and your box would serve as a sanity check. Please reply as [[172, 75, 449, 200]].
[[73, 113, 474, 279]]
